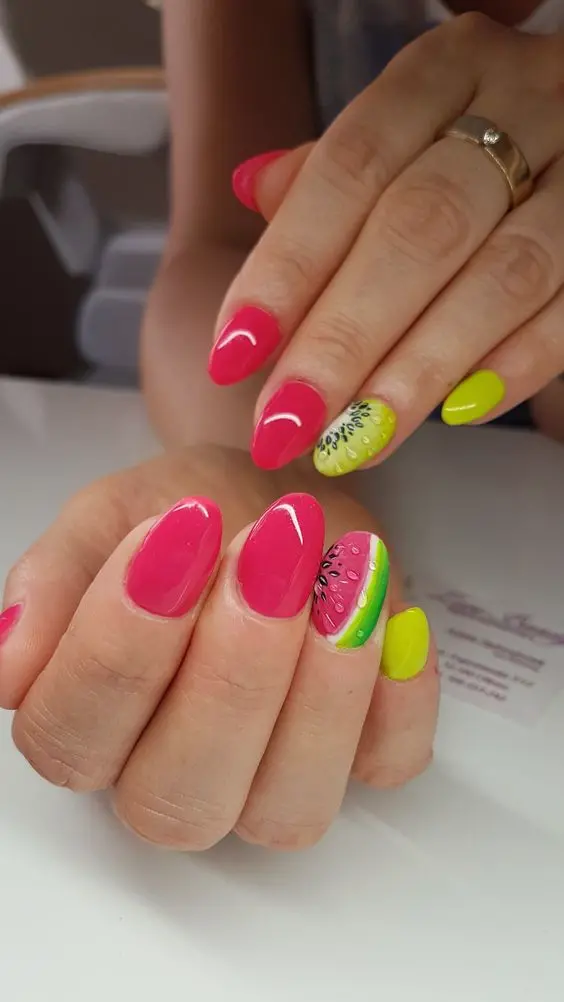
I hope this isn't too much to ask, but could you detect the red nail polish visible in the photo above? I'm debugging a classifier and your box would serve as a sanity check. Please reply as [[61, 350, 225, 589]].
[[125, 497, 222, 618], [232, 150, 288, 211], [237, 493, 325, 618], [252, 380, 327, 470], [0, 603, 22, 647], [208, 305, 281, 386]]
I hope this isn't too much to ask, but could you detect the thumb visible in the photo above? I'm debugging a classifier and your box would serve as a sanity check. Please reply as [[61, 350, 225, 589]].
[[241, 143, 314, 222]]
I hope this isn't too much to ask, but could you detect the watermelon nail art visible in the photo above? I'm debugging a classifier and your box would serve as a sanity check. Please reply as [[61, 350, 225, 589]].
[[313, 399, 396, 477], [312, 531, 389, 649]]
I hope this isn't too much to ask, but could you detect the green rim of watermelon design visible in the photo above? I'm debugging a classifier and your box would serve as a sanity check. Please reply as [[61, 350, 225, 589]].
[[333, 536, 389, 649]]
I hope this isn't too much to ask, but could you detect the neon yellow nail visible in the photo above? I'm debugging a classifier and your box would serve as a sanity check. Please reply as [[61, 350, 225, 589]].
[[441, 370, 505, 426], [313, 399, 397, 477], [381, 608, 430, 682]]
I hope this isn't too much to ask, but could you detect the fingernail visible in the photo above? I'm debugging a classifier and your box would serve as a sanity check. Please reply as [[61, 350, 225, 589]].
[[0, 603, 23, 647], [237, 493, 325, 618], [313, 399, 397, 477], [312, 532, 389, 649], [125, 497, 222, 618], [252, 380, 327, 470], [381, 607, 430, 681], [441, 370, 505, 426], [232, 150, 288, 211], [208, 305, 281, 385]]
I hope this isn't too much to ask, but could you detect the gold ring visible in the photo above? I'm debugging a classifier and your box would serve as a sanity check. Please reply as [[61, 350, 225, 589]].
[[441, 114, 533, 208]]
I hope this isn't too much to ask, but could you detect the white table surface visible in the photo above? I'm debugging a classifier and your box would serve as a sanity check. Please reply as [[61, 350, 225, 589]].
[[1, 377, 563, 1002]]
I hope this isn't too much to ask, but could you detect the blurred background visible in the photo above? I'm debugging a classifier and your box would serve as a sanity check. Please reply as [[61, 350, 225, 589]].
[[0, 0, 167, 384]]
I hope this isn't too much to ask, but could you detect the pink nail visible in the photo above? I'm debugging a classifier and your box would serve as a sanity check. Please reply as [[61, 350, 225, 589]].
[[0, 603, 22, 647], [232, 150, 288, 211], [208, 305, 281, 386], [125, 497, 222, 618], [237, 493, 325, 618], [252, 380, 327, 470]]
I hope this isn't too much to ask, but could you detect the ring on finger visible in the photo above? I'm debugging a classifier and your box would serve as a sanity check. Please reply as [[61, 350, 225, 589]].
[[440, 113, 533, 208]]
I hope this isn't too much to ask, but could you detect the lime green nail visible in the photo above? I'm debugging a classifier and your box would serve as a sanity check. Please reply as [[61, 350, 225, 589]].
[[441, 370, 505, 426], [381, 608, 430, 682]]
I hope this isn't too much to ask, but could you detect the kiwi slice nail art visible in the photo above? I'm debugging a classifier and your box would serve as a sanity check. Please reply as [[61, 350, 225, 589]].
[[313, 399, 397, 477]]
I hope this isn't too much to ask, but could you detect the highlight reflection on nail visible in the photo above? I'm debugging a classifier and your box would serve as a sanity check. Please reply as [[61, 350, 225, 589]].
[[312, 531, 389, 649], [313, 400, 397, 477]]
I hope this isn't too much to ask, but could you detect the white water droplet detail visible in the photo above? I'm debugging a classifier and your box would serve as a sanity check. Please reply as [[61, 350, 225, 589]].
[[361, 436, 370, 445], [369, 415, 382, 427], [369, 560, 376, 572], [356, 629, 365, 640], [335, 463, 343, 474], [335, 602, 345, 614], [357, 591, 368, 609], [351, 545, 360, 555], [329, 583, 338, 592], [346, 569, 359, 581], [345, 447, 358, 460]]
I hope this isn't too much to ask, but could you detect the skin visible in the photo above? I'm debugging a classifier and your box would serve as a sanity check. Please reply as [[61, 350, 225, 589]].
[[5, 0, 560, 847], [2, 448, 439, 851], [219, 13, 564, 469], [143, 0, 564, 455]]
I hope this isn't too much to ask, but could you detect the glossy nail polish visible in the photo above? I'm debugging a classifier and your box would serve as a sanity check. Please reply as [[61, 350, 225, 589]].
[[381, 608, 430, 681], [0, 603, 22, 647], [313, 399, 397, 477], [252, 380, 327, 470], [125, 497, 222, 618], [237, 493, 325, 618], [441, 370, 505, 426], [312, 532, 389, 649], [232, 150, 288, 211], [208, 305, 281, 386]]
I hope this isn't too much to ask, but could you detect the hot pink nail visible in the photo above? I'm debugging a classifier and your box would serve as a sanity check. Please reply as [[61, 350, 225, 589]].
[[0, 603, 22, 647], [251, 380, 327, 470], [237, 493, 325, 618], [232, 150, 288, 211], [125, 497, 222, 618], [208, 305, 281, 386]]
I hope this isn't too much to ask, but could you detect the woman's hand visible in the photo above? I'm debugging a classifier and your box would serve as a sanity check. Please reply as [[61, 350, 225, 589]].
[[0, 447, 438, 850], [209, 14, 564, 475]]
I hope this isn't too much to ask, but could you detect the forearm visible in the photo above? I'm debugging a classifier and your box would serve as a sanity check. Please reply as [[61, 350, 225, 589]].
[[141, 242, 264, 451]]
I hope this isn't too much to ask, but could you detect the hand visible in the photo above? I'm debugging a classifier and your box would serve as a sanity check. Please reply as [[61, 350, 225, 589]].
[[0, 447, 438, 850], [209, 14, 564, 476]]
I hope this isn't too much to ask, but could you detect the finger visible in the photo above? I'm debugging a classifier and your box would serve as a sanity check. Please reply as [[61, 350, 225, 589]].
[[440, 281, 564, 428], [531, 378, 564, 443], [291, 107, 561, 477], [114, 494, 325, 851], [208, 18, 484, 390], [353, 606, 439, 789], [0, 480, 134, 710], [241, 143, 313, 222], [318, 155, 564, 470], [12, 498, 222, 791], [236, 530, 390, 850]]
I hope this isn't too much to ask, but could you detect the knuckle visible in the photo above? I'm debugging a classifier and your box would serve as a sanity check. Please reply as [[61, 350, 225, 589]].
[[64, 625, 157, 698], [452, 10, 497, 42], [236, 814, 327, 851], [379, 172, 471, 266], [262, 236, 319, 302], [480, 232, 555, 308], [115, 786, 232, 850], [188, 657, 281, 715], [12, 702, 106, 792], [319, 116, 391, 200], [305, 311, 373, 380]]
